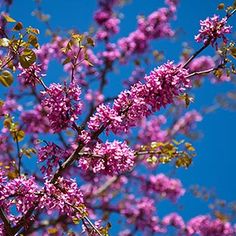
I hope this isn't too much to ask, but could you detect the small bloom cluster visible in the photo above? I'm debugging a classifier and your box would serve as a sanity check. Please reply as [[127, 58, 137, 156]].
[[37, 142, 69, 176], [78, 140, 135, 175], [20, 104, 52, 133], [85, 89, 104, 106], [98, 43, 121, 63], [18, 63, 44, 87], [144, 174, 185, 202], [88, 61, 190, 134], [41, 83, 82, 132], [120, 195, 164, 233], [162, 213, 185, 230], [195, 15, 232, 46], [171, 110, 202, 136], [41, 177, 85, 218], [186, 215, 235, 235], [88, 103, 122, 132], [118, 2, 177, 58], [0, 134, 14, 167], [138, 115, 168, 144], [124, 67, 145, 87], [189, 56, 215, 75], [0, 176, 39, 215], [94, 1, 120, 40], [0, 97, 22, 116]]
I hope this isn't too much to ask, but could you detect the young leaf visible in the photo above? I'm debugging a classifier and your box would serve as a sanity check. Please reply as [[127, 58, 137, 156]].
[[0, 70, 14, 87], [0, 38, 10, 47], [13, 22, 23, 31], [19, 49, 36, 68], [28, 34, 39, 49], [2, 14, 16, 23]]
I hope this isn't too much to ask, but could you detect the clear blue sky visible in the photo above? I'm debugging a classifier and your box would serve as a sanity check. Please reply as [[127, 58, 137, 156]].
[[3, 0, 236, 226]]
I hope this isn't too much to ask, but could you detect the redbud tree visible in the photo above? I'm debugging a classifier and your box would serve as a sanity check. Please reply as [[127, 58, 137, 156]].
[[0, 0, 236, 235]]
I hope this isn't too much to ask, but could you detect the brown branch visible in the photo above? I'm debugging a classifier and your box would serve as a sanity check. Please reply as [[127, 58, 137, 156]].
[[0, 207, 14, 236]]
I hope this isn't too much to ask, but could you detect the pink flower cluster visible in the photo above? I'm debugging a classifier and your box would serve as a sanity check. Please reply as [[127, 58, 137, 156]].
[[85, 89, 104, 106], [120, 195, 164, 233], [0, 97, 22, 116], [171, 110, 202, 136], [98, 43, 121, 63], [189, 56, 215, 75], [195, 15, 232, 46], [42, 177, 84, 218], [78, 140, 135, 175], [186, 215, 235, 236], [37, 142, 69, 176], [118, 2, 177, 58], [18, 63, 44, 87], [162, 213, 185, 229], [138, 115, 168, 144], [143, 174, 185, 202], [94, 1, 120, 40], [41, 83, 82, 132], [88, 61, 190, 134], [0, 176, 39, 216], [20, 104, 52, 133], [0, 171, 85, 223]]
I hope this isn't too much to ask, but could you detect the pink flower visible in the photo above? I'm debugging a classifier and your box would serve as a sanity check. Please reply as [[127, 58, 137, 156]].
[[41, 177, 85, 218], [78, 140, 135, 175], [195, 15, 232, 46], [37, 142, 70, 176], [18, 63, 45, 87], [171, 110, 202, 136], [186, 215, 235, 236], [20, 104, 52, 133], [138, 115, 168, 144], [162, 213, 185, 229], [89, 61, 190, 134], [145, 174, 185, 201], [41, 83, 82, 132]]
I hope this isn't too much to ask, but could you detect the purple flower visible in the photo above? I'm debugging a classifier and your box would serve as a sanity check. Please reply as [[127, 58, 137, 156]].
[[195, 15, 232, 46], [41, 83, 82, 132]]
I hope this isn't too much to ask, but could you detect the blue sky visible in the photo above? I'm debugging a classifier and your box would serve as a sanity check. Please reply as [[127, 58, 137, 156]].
[[3, 0, 236, 228]]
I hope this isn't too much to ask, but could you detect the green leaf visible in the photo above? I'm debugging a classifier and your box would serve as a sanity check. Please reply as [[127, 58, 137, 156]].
[[0, 70, 14, 87], [217, 3, 225, 10], [62, 57, 71, 65], [13, 22, 23, 31], [0, 38, 10, 47], [87, 37, 95, 47], [19, 49, 36, 68], [26, 27, 40, 35], [28, 34, 39, 49], [175, 155, 192, 168], [230, 47, 236, 59], [2, 14, 16, 23], [12, 130, 25, 142]]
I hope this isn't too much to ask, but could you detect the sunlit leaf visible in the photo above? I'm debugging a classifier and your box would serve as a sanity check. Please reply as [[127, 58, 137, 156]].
[[13, 22, 23, 31], [7, 169, 18, 179], [62, 57, 71, 65], [20, 148, 36, 158], [26, 27, 40, 35], [28, 34, 39, 49], [175, 155, 192, 168], [47, 228, 58, 234], [87, 37, 95, 47], [0, 70, 14, 87], [0, 38, 10, 47], [2, 14, 16, 23], [230, 47, 236, 59], [12, 130, 25, 142], [19, 49, 36, 68], [217, 3, 225, 10]]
